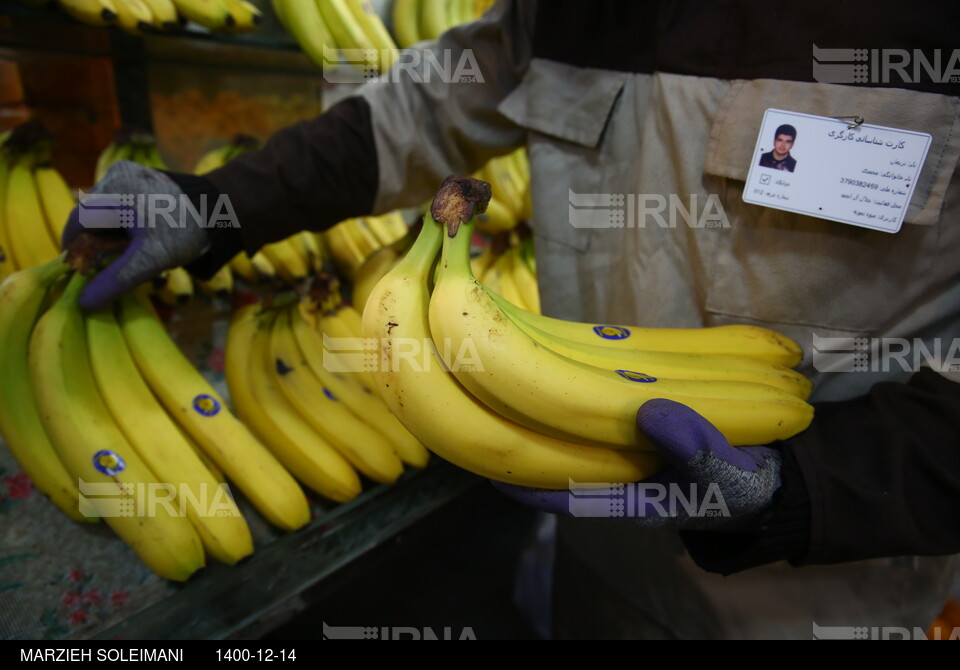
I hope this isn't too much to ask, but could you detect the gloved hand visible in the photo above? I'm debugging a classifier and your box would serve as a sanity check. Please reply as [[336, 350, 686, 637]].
[[61, 161, 212, 311], [492, 398, 782, 531]]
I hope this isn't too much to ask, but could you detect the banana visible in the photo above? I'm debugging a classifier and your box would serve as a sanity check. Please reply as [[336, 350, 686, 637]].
[[500, 307, 812, 397], [296, 230, 325, 273], [0, 148, 20, 278], [139, 0, 180, 30], [33, 163, 74, 251], [154, 266, 194, 306], [220, 0, 262, 32], [276, 0, 337, 70], [419, 0, 449, 40], [225, 304, 362, 503], [289, 304, 431, 468], [347, 0, 399, 71], [229, 252, 260, 285], [86, 307, 254, 565], [493, 245, 530, 312], [5, 153, 61, 270], [94, 141, 122, 183], [269, 307, 405, 484], [447, 0, 473, 26], [260, 237, 311, 285], [391, 0, 421, 48], [58, 0, 119, 26], [196, 263, 234, 298], [0, 259, 95, 521], [481, 155, 525, 219], [361, 212, 664, 489], [249, 250, 277, 281], [352, 244, 402, 313], [323, 222, 367, 280], [193, 144, 234, 176], [346, 218, 382, 259], [429, 208, 815, 449], [30, 273, 205, 581], [506, 244, 540, 314], [113, 0, 156, 34], [141, 144, 168, 170], [117, 292, 311, 532], [474, 194, 516, 234], [317, 0, 377, 56], [171, 0, 233, 29], [492, 294, 805, 367]]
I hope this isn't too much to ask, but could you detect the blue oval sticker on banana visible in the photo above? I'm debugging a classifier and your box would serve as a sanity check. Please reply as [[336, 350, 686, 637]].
[[616, 370, 657, 383], [193, 394, 221, 417], [594, 326, 631, 340]]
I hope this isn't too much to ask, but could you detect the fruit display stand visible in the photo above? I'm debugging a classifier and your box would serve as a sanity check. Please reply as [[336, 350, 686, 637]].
[[0, 2, 482, 640]]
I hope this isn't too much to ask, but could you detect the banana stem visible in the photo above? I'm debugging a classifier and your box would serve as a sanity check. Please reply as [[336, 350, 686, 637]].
[[429, 175, 491, 238]]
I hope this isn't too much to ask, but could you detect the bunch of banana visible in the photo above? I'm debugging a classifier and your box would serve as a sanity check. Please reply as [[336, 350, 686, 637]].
[[472, 147, 532, 234], [323, 212, 409, 282], [392, 0, 497, 47], [193, 134, 260, 175], [351, 221, 417, 313], [95, 126, 168, 183], [1, 258, 256, 580], [225, 293, 429, 498], [25, 0, 262, 34], [361, 177, 815, 489], [0, 121, 74, 278], [273, 0, 398, 74]]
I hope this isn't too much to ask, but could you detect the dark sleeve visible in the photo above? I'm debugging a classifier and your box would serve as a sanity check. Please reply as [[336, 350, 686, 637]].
[[204, 95, 379, 254], [680, 368, 960, 575]]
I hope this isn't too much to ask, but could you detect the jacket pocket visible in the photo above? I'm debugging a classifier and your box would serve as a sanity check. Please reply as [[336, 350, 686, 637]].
[[499, 58, 628, 252], [701, 79, 960, 333]]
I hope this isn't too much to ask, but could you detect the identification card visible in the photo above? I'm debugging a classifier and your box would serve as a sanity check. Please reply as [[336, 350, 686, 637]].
[[741, 109, 932, 233]]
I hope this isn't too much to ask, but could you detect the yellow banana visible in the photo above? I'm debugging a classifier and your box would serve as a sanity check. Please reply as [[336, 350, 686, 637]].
[[419, 0, 449, 40], [225, 304, 362, 503], [58, 0, 119, 26], [193, 144, 234, 175], [347, 0, 398, 71], [140, 0, 181, 30], [229, 252, 260, 285], [475, 194, 517, 234], [0, 148, 20, 278], [33, 163, 74, 251], [221, 0, 263, 32], [113, 0, 156, 34], [196, 264, 234, 298], [30, 273, 205, 581], [428, 204, 814, 449], [117, 292, 311, 532], [361, 213, 664, 489], [268, 307, 405, 484], [318, 0, 377, 56], [0, 259, 95, 521], [493, 293, 804, 367], [289, 304, 430, 468], [351, 243, 402, 313], [260, 236, 311, 285], [5, 154, 61, 270], [86, 308, 254, 565], [171, 0, 232, 29], [249, 250, 277, 281], [507, 244, 541, 314], [154, 266, 194, 306], [276, 0, 337, 70], [391, 0, 421, 48]]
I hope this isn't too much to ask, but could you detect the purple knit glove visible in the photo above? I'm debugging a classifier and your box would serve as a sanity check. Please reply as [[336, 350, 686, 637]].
[[61, 161, 211, 311], [492, 398, 782, 530]]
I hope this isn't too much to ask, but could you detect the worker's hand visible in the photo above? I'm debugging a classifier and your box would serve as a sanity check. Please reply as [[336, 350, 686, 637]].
[[492, 398, 782, 530], [61, 161, 211, 311]]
